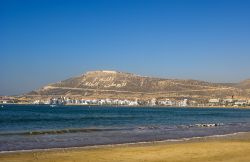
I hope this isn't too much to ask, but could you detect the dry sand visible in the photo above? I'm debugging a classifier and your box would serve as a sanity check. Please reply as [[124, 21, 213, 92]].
[[1, 132, 250, 162]]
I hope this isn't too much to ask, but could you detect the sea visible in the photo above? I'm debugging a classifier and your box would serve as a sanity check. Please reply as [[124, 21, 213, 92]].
[[1, 104, 250, 152]]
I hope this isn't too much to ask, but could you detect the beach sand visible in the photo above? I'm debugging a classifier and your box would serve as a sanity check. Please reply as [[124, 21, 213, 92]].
[[1, 133, 250, 162]]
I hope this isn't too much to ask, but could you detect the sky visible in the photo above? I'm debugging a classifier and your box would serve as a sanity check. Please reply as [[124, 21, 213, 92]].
[[1, 0, 250, 95]]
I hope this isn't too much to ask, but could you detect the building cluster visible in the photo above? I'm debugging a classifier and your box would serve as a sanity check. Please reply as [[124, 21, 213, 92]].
[[0, 96, 20, 104], [29, 97, 250, 107], [33, 97, 140, 106], [208, 98, 250, 107], [1, 96, 250, 107]]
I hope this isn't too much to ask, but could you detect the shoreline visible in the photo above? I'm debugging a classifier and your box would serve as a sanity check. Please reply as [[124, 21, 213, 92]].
[[0, 131, 249, 154], [1, 132, 250, 162]]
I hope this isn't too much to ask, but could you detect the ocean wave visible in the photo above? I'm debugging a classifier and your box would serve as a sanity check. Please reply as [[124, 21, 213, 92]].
[[137, 126, 160, 130], [0, 116, 139, 123], [0, 131, 249, 154], [0, 128, 123, 136], [137, 123, 225, 131], [175, 123, 224, 129], [193, 123, 224, 128]]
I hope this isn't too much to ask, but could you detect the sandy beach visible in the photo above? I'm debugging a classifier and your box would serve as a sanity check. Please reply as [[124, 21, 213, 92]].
[[1, 132, 250, 162]]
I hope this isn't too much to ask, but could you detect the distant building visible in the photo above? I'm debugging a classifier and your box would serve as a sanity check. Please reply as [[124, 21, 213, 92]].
[[209, 99, 220, 103], [223, 98, 234, 103], [180, 99, 188, 107], [150, 98, 156, 106], [234, 100, 247, 106], [208, 98, 220, 106], [158, 99, 173, 106]]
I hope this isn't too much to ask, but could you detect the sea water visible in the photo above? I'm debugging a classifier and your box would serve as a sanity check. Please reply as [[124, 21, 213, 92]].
[[1, 104, 250, 151]]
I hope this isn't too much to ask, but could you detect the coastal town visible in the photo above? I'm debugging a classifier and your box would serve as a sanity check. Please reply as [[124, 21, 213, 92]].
[[1, 96, 250, 108]]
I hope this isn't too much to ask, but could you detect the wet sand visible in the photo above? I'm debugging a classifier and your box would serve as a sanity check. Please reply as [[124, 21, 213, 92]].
[[1, 132, 250, 162]]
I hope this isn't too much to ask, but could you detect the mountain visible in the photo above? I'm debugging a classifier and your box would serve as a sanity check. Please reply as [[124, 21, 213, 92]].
[[235, 79, 250, 94], [27, 70, 250, 100]]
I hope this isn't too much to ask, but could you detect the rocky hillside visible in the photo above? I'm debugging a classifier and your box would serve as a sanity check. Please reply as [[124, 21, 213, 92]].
[[235, 79, 250, 94], [27, 70, 250, 100]]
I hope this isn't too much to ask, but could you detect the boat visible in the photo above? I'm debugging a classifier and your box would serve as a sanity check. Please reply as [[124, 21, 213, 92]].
[[50, 105, 57, 108]]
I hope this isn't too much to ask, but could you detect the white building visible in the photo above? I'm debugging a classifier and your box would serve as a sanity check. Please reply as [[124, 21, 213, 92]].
[[150, 98, 156, 106], [223, 98, 234, 103], [209, 99, 220, 103], [158, 99, 173, 106], [180, 99, 188, 107], [128, 100, 138, 106], [234, 100, 247, 106], [33, 100, 41, 104]]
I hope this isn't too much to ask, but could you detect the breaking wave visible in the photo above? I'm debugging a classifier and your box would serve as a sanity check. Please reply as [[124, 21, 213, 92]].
[[0, 128, 124, 136]]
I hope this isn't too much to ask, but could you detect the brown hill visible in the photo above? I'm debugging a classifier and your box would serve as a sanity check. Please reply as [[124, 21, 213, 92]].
[[235, 79, 250, 94], [27, 70, 249, 100], [237, 79, 250, 89]]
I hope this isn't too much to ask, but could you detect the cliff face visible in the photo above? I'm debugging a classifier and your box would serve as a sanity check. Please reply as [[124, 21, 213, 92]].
[[27, 70, 249, 100]]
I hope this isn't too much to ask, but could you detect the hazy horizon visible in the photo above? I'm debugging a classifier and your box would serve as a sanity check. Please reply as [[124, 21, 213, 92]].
[[1, 0, 250, 95]]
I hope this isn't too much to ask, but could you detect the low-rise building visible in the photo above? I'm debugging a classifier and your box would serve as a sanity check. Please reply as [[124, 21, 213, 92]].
[[234, 100, 248, 106], [208, 98, 220, 106]]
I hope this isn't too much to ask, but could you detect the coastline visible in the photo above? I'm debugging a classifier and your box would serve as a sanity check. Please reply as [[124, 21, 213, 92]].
[[1, 132, 250, 162], [2, 103, 250, 109], [0, 131, 248, 154]]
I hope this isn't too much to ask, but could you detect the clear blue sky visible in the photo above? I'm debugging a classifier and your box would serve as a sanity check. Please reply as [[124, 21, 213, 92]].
[[1, 0, 250, 95]]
